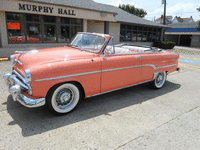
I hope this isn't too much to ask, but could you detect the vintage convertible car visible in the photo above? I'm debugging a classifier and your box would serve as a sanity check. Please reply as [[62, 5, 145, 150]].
[[4, 32, 180, 115]]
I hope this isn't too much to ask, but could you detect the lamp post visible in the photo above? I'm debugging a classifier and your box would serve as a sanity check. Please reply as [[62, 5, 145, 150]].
[[162, 0, 166, 41]]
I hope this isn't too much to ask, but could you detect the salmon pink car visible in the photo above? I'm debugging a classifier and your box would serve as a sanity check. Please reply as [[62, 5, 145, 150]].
[[4, 32, 180, 115]]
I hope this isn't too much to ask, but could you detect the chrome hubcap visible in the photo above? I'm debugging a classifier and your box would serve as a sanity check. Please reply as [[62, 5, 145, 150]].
[[155, 72, 165, 87], [60, 93, 71, 103], [157, 75, 163, 82], [56, 88, 75, 108]]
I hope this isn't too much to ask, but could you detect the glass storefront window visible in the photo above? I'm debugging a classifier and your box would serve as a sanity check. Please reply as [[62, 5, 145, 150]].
[[6, 13, 23, 21], [126, 30, 132, 42], [26, 14, 40, 22], [6, 12, 83, 44], [138, 27, 142, 31], [127, 25, 132, 30], [44, 25, 56, 43], [7, 21, 26, 44], [143, 27, 148, 31], [71, 19, 82, 25], [133, 26, 137, 30], [131, 31, 137, 42], [43, 16, 56, 23], [120, 30, 126, 42], [120, 24, 162, 43], [147, 32, 153, 42], [26, 23, 41, 43], [58, 26, 70, 43], [137, 32, 142, 42], [142, 32, 147, 42], [71, 26, 82, 39], [60, 17, 70, 24], [121, 24, 126, 30]]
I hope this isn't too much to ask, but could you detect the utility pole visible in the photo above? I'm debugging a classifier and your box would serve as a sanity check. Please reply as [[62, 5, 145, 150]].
[[162, 0, 166, 41]]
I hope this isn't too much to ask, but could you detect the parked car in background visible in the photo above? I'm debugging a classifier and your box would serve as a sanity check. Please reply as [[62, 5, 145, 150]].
[[4, 32, 180, 115]]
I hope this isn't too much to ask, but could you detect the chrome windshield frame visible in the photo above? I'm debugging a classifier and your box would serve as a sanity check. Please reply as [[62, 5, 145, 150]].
[[70, 32, 107, 54]]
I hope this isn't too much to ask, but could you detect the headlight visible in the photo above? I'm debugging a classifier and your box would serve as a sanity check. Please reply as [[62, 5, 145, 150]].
[[24, 69, 31, 84], [10, 55, 15, 65]]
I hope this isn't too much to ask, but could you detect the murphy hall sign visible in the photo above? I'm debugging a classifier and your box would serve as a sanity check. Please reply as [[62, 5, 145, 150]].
[[19, 3, 76, 16]]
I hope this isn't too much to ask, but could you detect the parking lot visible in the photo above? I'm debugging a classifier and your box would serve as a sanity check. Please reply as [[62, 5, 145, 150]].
[[0, 49, 200, 150]]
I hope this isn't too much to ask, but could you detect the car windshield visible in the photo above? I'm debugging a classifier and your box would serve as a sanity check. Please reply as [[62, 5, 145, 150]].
[[70, 33, 106, 53]]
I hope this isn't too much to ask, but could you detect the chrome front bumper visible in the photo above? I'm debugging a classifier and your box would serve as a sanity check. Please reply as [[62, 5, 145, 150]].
[[3, 73, 45, 108]]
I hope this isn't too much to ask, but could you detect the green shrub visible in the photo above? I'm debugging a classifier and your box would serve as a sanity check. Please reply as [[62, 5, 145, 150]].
[[154, 41, 176, 49], [161, 41, 176, 45]]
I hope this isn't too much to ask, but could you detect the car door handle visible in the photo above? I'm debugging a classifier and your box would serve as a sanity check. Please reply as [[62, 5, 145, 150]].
[[135, 56, 141, 59]]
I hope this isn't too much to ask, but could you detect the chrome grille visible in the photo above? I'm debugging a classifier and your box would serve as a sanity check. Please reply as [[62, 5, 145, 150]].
[[12, 70, 29, 92]]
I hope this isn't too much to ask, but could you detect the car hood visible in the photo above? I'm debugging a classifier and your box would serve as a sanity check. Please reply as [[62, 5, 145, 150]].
[[14, 46, 96, 74]]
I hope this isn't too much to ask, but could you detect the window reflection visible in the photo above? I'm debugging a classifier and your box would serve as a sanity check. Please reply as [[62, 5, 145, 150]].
[[43, 16, 56, 23], [6, 12, 83, 44], [6, 13, 22, 21], [120, 24, 162, 42], [44, 25, 56, 43], [58, 26, 70, 43], [26, 23, 41, 43], [26, 14, 40, 22]]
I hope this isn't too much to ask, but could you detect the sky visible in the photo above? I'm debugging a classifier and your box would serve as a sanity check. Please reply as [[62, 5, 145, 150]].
[[93, 0, 200, 21]]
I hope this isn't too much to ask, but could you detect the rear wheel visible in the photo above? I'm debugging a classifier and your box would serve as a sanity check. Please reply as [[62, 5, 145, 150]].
[[150, 72, 167, 89], [47, 83, 81, 115]]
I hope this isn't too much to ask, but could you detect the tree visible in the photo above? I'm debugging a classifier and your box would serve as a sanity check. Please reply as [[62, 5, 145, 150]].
[[119, 4, 147, 18]]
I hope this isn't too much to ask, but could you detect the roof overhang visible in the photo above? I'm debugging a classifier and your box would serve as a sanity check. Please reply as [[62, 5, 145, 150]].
[[165, 32, 200, 35], [117, 21, 171, 28], [20, 0, 118, 15]]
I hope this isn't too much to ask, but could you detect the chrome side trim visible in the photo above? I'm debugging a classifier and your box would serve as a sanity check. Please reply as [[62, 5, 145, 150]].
[[142, 64, 157, 70], [157, 64, 177, 69], [35, 70, 101, 82], [35, 64, 177, 82], [87, 79, 153, 98], [102, 65, 142, 72]]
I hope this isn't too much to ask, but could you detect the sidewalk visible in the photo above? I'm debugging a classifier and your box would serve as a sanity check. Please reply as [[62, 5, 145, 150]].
[[169, 46, 200, 55]]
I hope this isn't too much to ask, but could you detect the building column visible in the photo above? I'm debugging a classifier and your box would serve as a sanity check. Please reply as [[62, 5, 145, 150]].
[[0, 11, 8, 48], [178, 35, 181, 46], [83, 19, 87, 32], [161, 28, 165, 41]]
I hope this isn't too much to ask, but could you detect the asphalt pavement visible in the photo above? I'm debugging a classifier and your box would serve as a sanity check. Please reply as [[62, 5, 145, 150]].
[[0, 49, 200, 150]]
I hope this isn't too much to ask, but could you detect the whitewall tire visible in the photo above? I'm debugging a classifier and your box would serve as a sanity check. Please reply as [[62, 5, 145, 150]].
[[150, 72, 167, 89], [47, 83, 81, 115]]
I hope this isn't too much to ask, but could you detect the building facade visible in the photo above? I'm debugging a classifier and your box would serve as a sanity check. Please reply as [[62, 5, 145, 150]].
[[165, 22, 200, 47], [0, 0, 166, 56]]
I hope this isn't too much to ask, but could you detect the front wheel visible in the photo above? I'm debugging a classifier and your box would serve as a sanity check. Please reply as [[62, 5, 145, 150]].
[[150, 72, 167, 89], [46, 83, 81, 115]]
